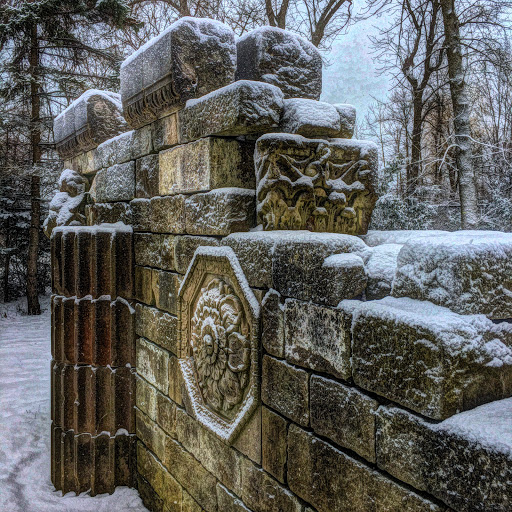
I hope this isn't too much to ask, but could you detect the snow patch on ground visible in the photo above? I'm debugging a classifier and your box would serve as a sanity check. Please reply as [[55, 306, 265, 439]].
[[0, 296, 147, 511]]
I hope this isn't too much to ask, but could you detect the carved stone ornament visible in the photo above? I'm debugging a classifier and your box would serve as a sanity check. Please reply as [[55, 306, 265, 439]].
[[178, 246, 260, 443], [255, 134, 379, 235]]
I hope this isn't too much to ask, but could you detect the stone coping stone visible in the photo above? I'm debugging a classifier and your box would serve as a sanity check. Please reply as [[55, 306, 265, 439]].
[[120, 17, 236, 129], [255, 134, 379, 234], [236, 26, 322, 100], [279, 99, 356, 139], [223, 230, 367, 305], [54, 90, 128, 159], [377, 400, 512, 512], [392, 231, 512, 319], [159, 137, 255, 195], [178, 80, 284, 143], [343, 296, 512, 420]]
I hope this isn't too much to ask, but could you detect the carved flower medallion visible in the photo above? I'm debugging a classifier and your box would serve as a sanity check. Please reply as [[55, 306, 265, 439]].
[[178, 247, 260, 443]]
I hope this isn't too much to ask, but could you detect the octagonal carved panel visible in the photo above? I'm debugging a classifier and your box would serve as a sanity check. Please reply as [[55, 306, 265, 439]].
[[178, 246, 260, 443]]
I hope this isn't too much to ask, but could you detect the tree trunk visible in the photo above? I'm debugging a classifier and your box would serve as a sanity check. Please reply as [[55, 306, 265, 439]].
[[440, 0, 479, 228], [27, 22, 41, 315], [408, 90, 424, 197]]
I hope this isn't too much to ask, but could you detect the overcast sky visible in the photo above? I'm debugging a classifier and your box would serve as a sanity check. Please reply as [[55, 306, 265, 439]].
[[321, 7, 392, 119]]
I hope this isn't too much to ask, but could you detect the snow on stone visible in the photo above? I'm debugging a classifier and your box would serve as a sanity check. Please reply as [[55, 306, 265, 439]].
[[0, 297, 148, 511], [323, 253, 364, 269], [392, 231, 512, 319], [438, 397, 512, 456], [361, 229, 449, 247]]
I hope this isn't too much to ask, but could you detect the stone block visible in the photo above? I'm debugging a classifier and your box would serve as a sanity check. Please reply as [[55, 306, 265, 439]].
[[261, 355, 309, 426], [216, 484, 251, 512], [54, 90, 128, 159], [136, 153, 159, 198], [284, 299, 351, 379], [178, 80, 283, 142], [154, 270, 181, 315], [136, 337, 169, 395], [261, 290, 285, 358], [85, 202, 132, 226], [136, 409, 168, 462], [134, 266, 157, 306], [90, 161, 135, 203], [271, 232, 367, 305], [241, 458, 302, 512], [121, 17, 236, 129], [163, 436, 218, 512], [347, 297, 512, 420], [159, 137, 255, 196], [279, 98, 346, 138], [261, 406, 288, 483], [94, 131, 133, 169], [182, 491, 203, 512], [155, 392, 177, 437], [233, 406, 261, 465], [151, 195, 186, 234], [334, 104, 357, 139], [392, 232, 512, 319], [168, 354, 184, 406], [135, 303, 178, 354], [310, 375, 377, 462], [236, 27, 322, 100], [376, 401, 512, 512], [131, 198, 152, 232], [63, 149, 97, 175], [136, 375, 157, 421], [136, 442, 182, 511], [134, 233, 162, 267], [172, 235, 219, 274], [256, 134, 378, 234], [185, 188, 255, 236], [151, 113, 179, 152], [288, 425, 444, 512]]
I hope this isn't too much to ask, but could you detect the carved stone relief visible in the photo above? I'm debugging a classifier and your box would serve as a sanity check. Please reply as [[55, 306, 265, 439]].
[[255, 134, 379, 235], [178, 247, 259, 442]]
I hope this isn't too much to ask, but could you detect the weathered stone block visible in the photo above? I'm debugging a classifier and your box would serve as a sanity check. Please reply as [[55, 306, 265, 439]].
[[136, 153, 159, 198], [310, 375, 377, 462], [151, 113, 179, 152], [136, 375, 157, 421], [159, 137, 255, 195], [261, 406, 288, 483], [135, 303, 178, 354], [94, 131, 132, 169], [377, 401, 512, 512], [233, 406, 261, 465], [151, 195, 186, 234], [134, 233, 162, 267], [217, 484, 251, 512], [347, 297, 512, 419], [271, 232, 367, 305], [168, 354, 184, 406], [136, 337, 169, 395], [261, 289, 285, 358], [136, 409, 168, 462], [236, 27, 322, 100], [284, 299, 351, 378], [261, 355, 309, 426], [334, 104, 357, 139], [154, 270, 181, 315], [256, 134, 378, 234], [121, 17, 236, 129], [90, 161, 135, 203], [134, 266, 157, 306], [392, 232, 512, 319], [85, 202, 132, 226], [288, 425, 444, 512], [241, 458, 302, 512], [185, 188, 255, 236], [279, 98, 347, 138], [178, 80, 283, 143], [131, 198, 152, 232], [54, 90, 128, 159]]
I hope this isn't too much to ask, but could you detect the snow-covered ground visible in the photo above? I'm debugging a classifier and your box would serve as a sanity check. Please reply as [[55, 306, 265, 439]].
[[0, 296, 148, 512]]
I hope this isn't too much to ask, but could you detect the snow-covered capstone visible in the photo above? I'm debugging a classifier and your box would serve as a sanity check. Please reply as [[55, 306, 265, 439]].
[[120, 17, 236, 129], [53, 90, 128, 159], [392, 231, 512, 319], [236, 26, 322, 100]]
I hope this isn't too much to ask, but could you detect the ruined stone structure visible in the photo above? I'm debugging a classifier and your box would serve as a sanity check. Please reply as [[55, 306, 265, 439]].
[[48, 17, 512, 512]]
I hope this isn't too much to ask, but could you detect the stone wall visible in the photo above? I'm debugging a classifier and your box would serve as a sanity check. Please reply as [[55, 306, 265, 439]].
[[48, 16, 512, 512]]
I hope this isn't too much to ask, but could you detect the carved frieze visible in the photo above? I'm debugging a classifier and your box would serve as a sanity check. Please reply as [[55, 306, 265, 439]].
[[178, 246, 259, 442], [255, 134, 379, 235]]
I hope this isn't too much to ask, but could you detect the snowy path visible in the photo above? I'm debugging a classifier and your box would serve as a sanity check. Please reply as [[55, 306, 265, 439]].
[[0, 298, 148, 512]]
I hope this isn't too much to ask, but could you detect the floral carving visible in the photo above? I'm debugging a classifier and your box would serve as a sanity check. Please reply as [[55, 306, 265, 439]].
[[256, 135, 378, 235], [191, 277, 251, 418]]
